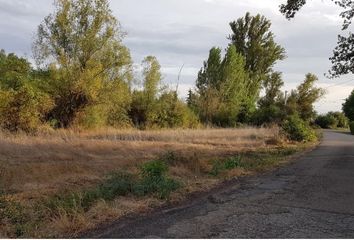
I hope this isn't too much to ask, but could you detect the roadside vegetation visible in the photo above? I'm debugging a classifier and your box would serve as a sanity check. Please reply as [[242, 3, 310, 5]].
[[0, 127, 317, 237], [1, 0, 350, 238]]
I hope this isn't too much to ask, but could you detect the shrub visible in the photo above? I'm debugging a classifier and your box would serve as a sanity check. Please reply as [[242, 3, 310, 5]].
[[350, 122, 354, 135], [282, 115, 317, 142], [252, 105, 285, 126], [0, 85, 53, 133], [315, 114, 338, 129], [330, 112, 348, 128], [343, 90, 354, 121]]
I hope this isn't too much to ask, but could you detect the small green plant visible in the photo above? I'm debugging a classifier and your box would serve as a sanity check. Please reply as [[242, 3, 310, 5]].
[[210, 155, 243, 176], [46, 160, 181, 219], [135, 160, 180, 199], [224, 156, 242, 170], [140, 160, 168, 180]]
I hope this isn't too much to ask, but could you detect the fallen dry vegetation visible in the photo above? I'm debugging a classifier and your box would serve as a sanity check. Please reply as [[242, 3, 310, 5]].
[[0, 127, 312, 237]]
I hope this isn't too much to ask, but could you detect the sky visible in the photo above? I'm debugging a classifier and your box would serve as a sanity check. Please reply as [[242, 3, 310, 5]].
[[0, 0, 353, 113]]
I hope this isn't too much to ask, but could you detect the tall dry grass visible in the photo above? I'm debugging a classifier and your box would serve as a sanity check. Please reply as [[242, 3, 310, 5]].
[[0, 127, 279, 199], [0, 126, 289, 237]]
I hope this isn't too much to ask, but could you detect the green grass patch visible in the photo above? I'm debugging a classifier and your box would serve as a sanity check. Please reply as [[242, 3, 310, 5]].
[[210, 147, 300, 176], [46, 160, 181, 218]]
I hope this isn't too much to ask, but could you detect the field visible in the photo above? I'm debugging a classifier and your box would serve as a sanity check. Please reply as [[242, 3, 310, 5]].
[[0, 127, 310, 237]]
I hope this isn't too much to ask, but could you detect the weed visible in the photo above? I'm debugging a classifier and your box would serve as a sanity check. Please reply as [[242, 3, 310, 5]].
[[96, 172, 136, 201], [0, 196, 29, 237], [135, 160, 180, 199], [140, 160, 168, 180], [46, 160, 180, 218], [210, 155, 243, 176], [224, 156, 242, 170]]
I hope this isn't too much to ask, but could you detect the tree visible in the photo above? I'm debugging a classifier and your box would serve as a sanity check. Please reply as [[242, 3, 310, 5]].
[[129, 56, 162, 128], [33, 0, 132, 128], [288, 73, 325, 122], [196, 47, 222, 92], [315, 111, 348, 129], [343, 89, 354, 121], [194, 45, 248, 126], [195, 47, 223, 124], [142, 56, 162, 105], [229, 12, 286, 102], [253, 72, 286, 125], [259, 72, 284, 108], [280, 0, 354, 77], [216, 45, 248, 126], [0, 50, 53, 132]]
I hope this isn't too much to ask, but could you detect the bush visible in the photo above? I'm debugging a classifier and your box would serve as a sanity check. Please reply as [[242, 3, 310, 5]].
[[315, 112, 348, 129], [282, 115, 317, 142], [350, 122, 354, 135], [315, 114, 338, 129], [343, 90, 354, 121], [252, 105, 285, 126], [0, 85, 53, 133], [330, 112, 348, 128]]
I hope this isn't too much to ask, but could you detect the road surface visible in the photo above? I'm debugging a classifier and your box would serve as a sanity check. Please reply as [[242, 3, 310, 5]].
[[86, 130, 354, 238]]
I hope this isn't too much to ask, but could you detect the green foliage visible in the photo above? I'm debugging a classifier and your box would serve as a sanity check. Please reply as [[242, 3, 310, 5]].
[[252, 105, 284, 126], [280, 0, 307, 19], [254, 72, 286, 125], [281, 0, 354, 78], [229, 12, 286, 111], [136, 160, 180, 199], [315, 114, 338, 129], [332, 111, 349, 128], [224, 156, 242, 170], [350, 121, 354, 134], [343, 89, 354, 121], [282, 115, 317, 142], [142, 56, 162, 104], [210, 156, 242, 176], [196, 47, 222, 92], [315, 112, 348, 129], [147, 91, 199, 129], [130, 56, 199, 129], [295, 74, 325, 121], [284, 73, 325, 122], [195, 45, 248, 126], [46, 159, 180, 217], [0, 50, 53, 132], [34, 0, 133, 128]]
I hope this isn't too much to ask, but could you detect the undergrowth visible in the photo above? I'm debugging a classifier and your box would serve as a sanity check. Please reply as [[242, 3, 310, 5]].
[[46, 159, 181, 219]]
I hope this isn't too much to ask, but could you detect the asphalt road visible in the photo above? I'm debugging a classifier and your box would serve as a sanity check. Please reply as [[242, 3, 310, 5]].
[[86, 130, 354, 238]]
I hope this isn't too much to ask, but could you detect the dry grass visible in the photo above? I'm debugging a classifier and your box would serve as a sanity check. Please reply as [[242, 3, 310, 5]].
[[0, 126, 289, 237], [0, 127, 279, 197]]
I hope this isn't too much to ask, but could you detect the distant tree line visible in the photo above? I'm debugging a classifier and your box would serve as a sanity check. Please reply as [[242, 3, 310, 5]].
[[0, 0, 329, 141]]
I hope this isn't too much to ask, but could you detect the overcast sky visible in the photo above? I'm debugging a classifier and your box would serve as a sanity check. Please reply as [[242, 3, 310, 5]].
[[0, 0, 353, 113]]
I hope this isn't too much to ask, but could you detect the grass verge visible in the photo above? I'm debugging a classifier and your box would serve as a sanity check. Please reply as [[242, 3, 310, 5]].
[[0, 128, 317, 237]]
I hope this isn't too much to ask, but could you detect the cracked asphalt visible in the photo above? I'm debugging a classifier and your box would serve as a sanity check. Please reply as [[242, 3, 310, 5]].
[[86, 130, 354, 238]]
